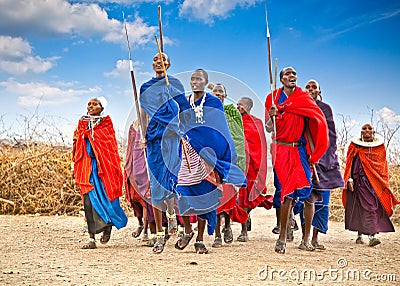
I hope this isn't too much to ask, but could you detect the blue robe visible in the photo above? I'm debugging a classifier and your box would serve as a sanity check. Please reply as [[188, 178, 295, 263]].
[[176, 93, 247, 234], [86, 139, 128, 230], [139, 75, 189, 205]]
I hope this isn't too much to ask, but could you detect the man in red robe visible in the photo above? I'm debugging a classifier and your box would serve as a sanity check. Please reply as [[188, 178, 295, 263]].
[[237, 97, 272, 242], [265, 67, 328, 254]]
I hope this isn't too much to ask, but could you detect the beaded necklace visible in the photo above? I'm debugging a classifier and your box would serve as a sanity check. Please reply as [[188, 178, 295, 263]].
[[81, 115, 104, 140], [189, 93, 206, 124]]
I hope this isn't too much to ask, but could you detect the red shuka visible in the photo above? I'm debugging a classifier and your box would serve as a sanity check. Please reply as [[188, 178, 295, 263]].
[[73, 116, 123, 202], [239, 113, 273, 210], [265, 87, 329, 202], [342, 142, 399, 216]]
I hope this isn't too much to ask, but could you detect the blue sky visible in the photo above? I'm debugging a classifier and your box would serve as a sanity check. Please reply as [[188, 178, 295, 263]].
[[0, 0, 399, 145]]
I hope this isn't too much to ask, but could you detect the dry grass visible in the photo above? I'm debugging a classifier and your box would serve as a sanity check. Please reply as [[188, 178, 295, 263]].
[[0, 142, 81, 215]]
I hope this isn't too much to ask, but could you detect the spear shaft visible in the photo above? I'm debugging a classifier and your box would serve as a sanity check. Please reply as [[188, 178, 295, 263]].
[[122, 13, 146, 141], [264, 1, 277, 137], [158, 5, 164, 53]]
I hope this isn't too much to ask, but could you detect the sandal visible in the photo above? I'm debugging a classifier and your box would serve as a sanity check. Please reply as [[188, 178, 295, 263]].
[[272, 225, 280, 234], [140, 233, 149, 242], [223, 227, 233, 244], [152, 234, 166, 254], [132, 224, 144, 238], [212, 236, 222, 248], [100, 226, 112, 244], [82, 239, 97, 249], [237, 232, 249, 242], [298, 240, 315, 251], [311, 241, 326, 250], [175, 231, 194, 250], [166, 210, 178, 235], [369, 237, 381, 247], [275, 240, 286, 254], [194, 241, 208, 254], [145, 235, 156, 247], [356, 237, 364, 244]]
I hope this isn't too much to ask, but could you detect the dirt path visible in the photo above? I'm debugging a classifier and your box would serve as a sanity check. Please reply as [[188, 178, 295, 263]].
[[1, 209, 399, 285]]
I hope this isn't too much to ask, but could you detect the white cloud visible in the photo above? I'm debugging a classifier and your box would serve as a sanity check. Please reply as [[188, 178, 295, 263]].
[[179, 0, 260, 24], [104, 59, 152, 80], [0, 78, 101, 107], [377, 107, 400, 125], [0, 0, 158, 47], [0, 36, 57, 75]]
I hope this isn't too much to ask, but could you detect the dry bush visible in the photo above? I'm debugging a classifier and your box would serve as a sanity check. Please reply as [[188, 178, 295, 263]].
[[0, 142, 81, 215]]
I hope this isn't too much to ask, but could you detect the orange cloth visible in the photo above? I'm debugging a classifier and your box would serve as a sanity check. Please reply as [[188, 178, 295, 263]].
[[73, 116, 123, 202], [342, 142, 399, 216]]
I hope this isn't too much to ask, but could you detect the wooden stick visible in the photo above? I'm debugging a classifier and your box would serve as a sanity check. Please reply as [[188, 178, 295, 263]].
[[158, 5, 164, 53], [0, 197, 15, 205], [155, 36, 169, 86]]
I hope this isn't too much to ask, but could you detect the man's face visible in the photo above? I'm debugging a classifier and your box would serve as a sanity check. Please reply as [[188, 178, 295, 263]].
[[305, 80, 320, 100], [190, 71, 207, 92], [280, 67, 297, 89], [87, 99, 103, 116], [212, 85, 226, 103], [237, 99, 249, 115], [152, 53, 170, 75]]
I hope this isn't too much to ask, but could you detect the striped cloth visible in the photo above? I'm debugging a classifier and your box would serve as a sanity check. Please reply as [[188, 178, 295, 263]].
[[177, 138, 219, 187]]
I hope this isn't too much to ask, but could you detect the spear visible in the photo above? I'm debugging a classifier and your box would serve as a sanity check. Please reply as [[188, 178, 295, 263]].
[[264, 1, 277, 136], [122, 12, 148, 160], [158, 5, 164, 52]]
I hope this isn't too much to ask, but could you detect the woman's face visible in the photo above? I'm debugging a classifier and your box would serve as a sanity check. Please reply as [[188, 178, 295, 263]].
[[87, 99, 103, 116], [361, 124, 374, 142]]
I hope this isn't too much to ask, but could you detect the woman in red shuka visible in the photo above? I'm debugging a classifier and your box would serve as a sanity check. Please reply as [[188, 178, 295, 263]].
[[73, 97, 127, 249]]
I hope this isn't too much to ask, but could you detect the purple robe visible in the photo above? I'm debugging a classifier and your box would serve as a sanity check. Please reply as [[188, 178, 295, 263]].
[[345, 155, 395, 235], [312, 100, 344, 189]]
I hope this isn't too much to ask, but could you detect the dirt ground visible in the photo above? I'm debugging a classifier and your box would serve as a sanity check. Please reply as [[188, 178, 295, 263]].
[[1, 208, 399, 286]]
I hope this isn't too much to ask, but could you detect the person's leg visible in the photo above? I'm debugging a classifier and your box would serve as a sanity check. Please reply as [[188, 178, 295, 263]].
[[153, 204, 164, 233], [132, 203, 145, 238], [195, 218, 208, 254], [212, 214, 222, 247], [175, 216, 194, 250], [311, 227, 318, 244], [237, 208, 250, 242], [275, 197, 292, 254], [142, 206, 148, 236], [151, 204, 167, 253], [298, 200, 315, 251], [272, 207, 281, 234], [166, 197, 177, 234], [311, 228, 326, 250], [223, 213, 233, 244], [356, 231, 363, 244]]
